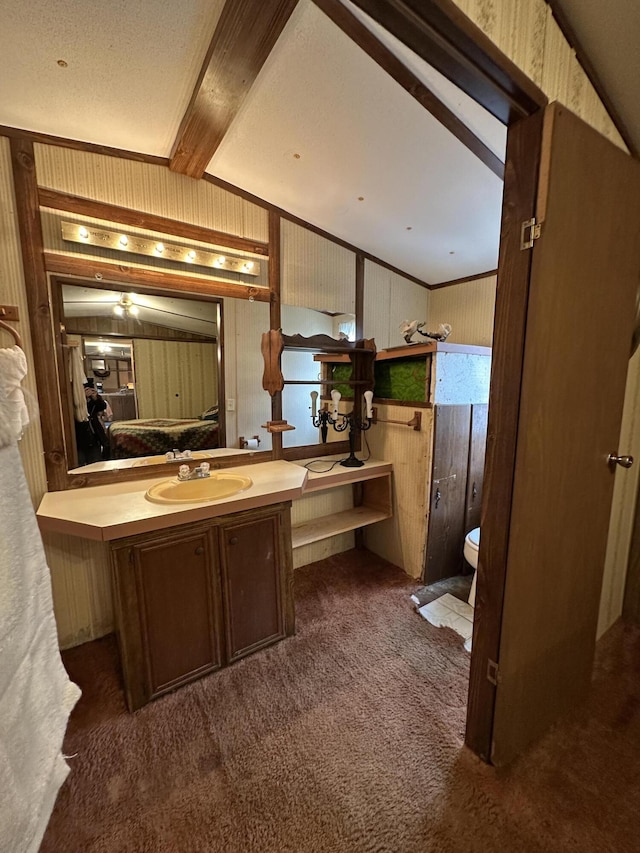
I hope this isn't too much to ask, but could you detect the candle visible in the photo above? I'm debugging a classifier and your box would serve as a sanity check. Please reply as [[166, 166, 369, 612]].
[[331, 388, 341, 418], [364, 390, 374, 419], [310, 390, 318, 417]]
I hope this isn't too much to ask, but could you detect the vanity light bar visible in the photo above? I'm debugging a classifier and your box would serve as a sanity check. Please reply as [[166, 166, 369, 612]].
[[61, 221, 260, 276]]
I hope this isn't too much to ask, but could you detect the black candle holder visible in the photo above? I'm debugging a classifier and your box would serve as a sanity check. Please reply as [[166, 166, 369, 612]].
[[310, 407, 333, 443], [310, 394, 372, 467]]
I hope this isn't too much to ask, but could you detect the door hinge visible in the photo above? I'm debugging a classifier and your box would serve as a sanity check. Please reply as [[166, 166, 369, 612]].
[[520, 217, 542, 250], [487, 659, 501, 686]]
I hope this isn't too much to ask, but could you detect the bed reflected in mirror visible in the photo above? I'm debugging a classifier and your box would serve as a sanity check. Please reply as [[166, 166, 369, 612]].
[[59, 283, 223, 471]]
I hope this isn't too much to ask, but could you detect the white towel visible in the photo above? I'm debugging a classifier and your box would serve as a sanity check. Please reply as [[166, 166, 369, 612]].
[[0, 348, 81, 852], [0, 345, 29, 448]]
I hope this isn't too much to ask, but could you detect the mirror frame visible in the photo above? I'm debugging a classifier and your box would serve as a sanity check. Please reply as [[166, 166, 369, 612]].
[[13, 163, 359, 492]]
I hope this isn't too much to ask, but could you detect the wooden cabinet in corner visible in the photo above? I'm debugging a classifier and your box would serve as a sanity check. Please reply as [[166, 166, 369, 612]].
[[110, 502, 294, 711]]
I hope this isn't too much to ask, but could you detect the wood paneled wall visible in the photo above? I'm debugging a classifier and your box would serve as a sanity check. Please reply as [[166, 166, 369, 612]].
[[34, 146, 269, 241], [429, 274, 496, 346], [363, 260, 430, 350], [455, 0, 626, 151], [364, 404, 434, 579], [0, 139, 47, 506]]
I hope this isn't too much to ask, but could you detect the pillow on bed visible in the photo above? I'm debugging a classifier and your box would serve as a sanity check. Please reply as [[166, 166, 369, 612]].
[[200, 405, 219, 421]]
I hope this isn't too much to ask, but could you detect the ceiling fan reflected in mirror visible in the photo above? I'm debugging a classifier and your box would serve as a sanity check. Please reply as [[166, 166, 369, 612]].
[[113, 293, 140, 319]]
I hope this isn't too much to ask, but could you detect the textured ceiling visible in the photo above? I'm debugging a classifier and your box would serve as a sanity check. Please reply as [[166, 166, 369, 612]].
[[0, 0, 225, 154], [2, 1, 637, 285], [209, 1, 505, 283]]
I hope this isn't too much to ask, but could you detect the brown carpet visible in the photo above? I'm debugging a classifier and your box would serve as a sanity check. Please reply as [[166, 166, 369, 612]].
[[41, 549, 640, 853]]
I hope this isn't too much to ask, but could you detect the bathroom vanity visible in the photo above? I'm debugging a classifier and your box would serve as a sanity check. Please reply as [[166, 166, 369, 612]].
[[37, 460, 306, 710], [37, 457, 393, 710], [110, 502, 293, 710]]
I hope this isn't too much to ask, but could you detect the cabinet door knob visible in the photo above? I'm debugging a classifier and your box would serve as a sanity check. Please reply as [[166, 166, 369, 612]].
[[229, 536, 239, 546], [194, 546, 204, 555]]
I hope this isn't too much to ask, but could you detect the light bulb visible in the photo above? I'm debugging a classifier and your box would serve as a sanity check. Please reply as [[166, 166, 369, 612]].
[[216, 256, 225, 266], [310, 390, 318, 418], [113, 304, 124, 316], [187, 250, 196, 261], [364, 390, 374, 419], [155, 242, 164, 254], [129, 305, 140, 317], [331, 389, 341, 417], [119, 235, 128, 247], [78, 226, 89, 239]]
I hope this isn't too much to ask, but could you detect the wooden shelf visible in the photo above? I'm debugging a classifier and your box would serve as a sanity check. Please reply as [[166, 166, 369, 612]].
[[292, 459, 393, 550], [292, 506, 391, 549]]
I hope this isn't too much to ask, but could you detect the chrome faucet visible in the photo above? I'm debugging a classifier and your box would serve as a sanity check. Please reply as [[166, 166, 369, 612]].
[[177, 462, 211, 481]]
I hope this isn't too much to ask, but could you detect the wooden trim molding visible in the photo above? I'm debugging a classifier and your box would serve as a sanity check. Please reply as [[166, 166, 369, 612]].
[[43, 253, 272, 303], [170, 0, 300, 178], [355, 253, 365, 339], [268, 210, 284, 459], [38, 188, 269, 256], [348, 0, 547, 126], [312, 0, 504, 179], [1, 124, 171, 167], [10, 138, 68, 491], [430, 269, 498, 289]]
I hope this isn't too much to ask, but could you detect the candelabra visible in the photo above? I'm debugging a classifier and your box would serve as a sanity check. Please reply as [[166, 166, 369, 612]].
[[310, 389, 374, 467]]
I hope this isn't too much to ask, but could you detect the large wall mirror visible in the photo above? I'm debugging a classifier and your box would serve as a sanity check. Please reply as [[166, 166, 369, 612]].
[[56, 281, 224, 473]]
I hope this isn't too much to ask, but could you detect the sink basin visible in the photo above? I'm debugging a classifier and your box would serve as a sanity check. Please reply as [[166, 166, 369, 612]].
[[145, 473, 253, 504], [132, 452, 209, 467]]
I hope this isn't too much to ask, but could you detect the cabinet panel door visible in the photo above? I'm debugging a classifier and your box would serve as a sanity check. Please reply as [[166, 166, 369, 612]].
[[219, 509, 287, 662], [133, 526, 223, 699], [424, 405, 471, 583], [465, 403, 488, 535]]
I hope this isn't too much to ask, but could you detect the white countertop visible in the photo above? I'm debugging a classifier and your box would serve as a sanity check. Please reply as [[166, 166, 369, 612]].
[[37, 461, 308, 542], [293, 455, 393, 492], [37, 456, 393, 543]]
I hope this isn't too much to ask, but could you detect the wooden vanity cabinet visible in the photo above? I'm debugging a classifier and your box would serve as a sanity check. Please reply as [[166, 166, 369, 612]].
[[219, 506, 295, 663], [110, 502, 294, 711]]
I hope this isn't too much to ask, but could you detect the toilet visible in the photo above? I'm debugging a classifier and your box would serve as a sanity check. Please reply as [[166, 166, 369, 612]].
[[464, 527, 480, 607]]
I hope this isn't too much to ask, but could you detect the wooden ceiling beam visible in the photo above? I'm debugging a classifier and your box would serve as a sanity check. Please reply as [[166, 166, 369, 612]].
[[170, 0, 299, 179], [312, 0, 504, 179]]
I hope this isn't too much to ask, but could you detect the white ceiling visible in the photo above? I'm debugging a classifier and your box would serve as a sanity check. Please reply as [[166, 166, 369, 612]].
[[2, 0, 636, 285]]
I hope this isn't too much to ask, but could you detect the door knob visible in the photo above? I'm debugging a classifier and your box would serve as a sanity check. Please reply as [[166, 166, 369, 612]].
[[608, 454, 634, 469], [229, 536, 239, 545]]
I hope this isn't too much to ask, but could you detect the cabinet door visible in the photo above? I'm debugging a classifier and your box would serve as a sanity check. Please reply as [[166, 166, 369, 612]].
[[219, 505, 294, 662], [424, 405, 471, 584], [465, 403, 488, 534], [112, 523, 223, 710]]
